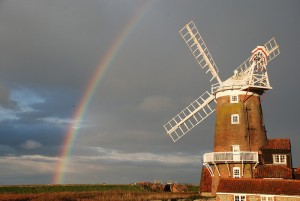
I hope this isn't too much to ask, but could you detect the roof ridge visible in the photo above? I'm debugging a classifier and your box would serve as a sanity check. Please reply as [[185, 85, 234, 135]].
[[256, 164, 292, 171], [260, 138, 291, 150], [217, 178, 300, 195]]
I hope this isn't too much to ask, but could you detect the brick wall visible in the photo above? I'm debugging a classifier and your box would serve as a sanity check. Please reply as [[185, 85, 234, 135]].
[[211, 164, 254, 194], [211, 91, 267, 194], [214, 93, 267, 152]]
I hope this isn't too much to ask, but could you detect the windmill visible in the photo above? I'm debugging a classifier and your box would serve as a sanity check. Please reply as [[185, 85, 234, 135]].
[[163, 21, 279, 194]]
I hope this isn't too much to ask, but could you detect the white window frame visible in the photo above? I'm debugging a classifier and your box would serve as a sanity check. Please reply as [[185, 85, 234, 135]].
[[273, 154, 287, 164], [234, 194, 246, 201], [231, 114, 239, 124], [261, 195, 274, 201], [232, 145, 240, 152], [230, 95, 239, 103], [233, 167, 241, 178]]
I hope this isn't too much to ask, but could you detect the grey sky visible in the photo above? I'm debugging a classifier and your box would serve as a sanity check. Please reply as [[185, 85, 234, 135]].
[[0, 0, 299, 184]]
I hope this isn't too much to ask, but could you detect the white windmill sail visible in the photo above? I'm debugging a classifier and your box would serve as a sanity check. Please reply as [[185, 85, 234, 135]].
[[213, 37, 280, 92], [163, 91, 216, 142], [264, 37, 280, 62], [163, 21, 280, 143], [179, 21, 222, 84], [233, 37, 279, 80], [164, 21, 222, 142]]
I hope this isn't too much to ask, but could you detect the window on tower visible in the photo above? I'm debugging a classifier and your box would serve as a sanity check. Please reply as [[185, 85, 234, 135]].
[[232, 145, 240, 152], [233, 167, 241, 178], [231, 114, 239, 124], [230, 95, 239, 103]]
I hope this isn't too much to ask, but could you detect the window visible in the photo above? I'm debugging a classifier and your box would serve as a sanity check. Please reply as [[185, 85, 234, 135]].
[[273, 154, 287, 164], [232, 145, 240, 152], [234, 194, 246, 201], [230, 95, 239, 103], [261, 195, 274, 201], [233, 167, 240, 178], [231, 114, 239, 124]]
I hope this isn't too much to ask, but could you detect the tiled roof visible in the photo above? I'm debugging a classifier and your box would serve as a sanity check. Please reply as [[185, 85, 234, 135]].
[[294, 168, 300, 179], [217, 178, 300, 195], [295, 167, 300, 174], [254, 165, 293, 179], [260, 138, 291, 150], [200, 167, 212, 192]]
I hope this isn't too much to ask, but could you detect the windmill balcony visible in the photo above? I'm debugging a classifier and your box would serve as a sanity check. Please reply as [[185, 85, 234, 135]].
[[211, 82, 248, 94], [203, 151, 259, 164]]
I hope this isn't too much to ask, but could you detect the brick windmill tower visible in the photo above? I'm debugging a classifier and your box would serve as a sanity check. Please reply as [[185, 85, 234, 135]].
[[163, 21, 280, 195]]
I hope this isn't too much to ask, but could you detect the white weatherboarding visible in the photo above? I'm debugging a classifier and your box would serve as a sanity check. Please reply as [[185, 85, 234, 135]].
[[163, 21, 280, 142]]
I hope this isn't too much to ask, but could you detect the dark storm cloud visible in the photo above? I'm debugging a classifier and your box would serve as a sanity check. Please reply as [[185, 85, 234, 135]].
[[0, 84, 17, 109], [0, 86, 74, 157], [0, 155, 56, 184], [0, 145, 16, 155], [0, 0, 150, 89], [0, 120, 65, 156], [0, 0, 299, 184]]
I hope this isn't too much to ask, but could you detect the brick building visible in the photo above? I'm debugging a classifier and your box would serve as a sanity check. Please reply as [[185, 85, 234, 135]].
[[163, 21, 299, 200], [200, 137, 300, 199], [216, 178, 300, 201]]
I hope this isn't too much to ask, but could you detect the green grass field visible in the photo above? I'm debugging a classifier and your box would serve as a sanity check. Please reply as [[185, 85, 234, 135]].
[[0, 184, 205, 201], [0, 184, 146, 194], [0, 183, 200, 194]]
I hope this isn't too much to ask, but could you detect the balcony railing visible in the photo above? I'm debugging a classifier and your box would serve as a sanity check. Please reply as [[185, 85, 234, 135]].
[[203, 151, 258, 164], [211, 82, 248, 94]]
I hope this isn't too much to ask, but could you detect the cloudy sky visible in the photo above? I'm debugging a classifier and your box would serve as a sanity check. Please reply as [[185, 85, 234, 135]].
[[0, 0, 299, 185]]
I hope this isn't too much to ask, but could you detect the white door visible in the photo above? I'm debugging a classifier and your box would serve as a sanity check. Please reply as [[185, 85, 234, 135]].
[[232, 145, 240, 162]]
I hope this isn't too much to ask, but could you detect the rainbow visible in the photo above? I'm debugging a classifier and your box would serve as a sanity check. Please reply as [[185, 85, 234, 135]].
[[53, 1, 155, 184]]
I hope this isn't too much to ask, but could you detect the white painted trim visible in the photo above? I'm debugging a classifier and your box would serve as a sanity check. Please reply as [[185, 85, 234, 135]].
[[230, 95, 239, 103], [217, 192, 300, 199], [232, 145, 240, 152], [231, 114, 239, 124], [234, 194, 246, 201], [273, 154, 287, 164], [233, 167, 241, 178], [260, 195, 274, 201], [216, 90, 258, 99]]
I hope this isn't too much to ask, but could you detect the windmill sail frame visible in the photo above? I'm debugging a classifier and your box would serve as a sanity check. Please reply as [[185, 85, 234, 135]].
[[179, 21, 222, 84], [163, 21, 280, 143], [163, 91, 216, 142]]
